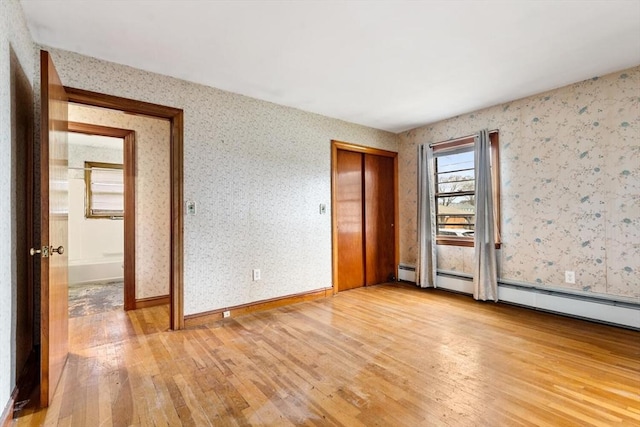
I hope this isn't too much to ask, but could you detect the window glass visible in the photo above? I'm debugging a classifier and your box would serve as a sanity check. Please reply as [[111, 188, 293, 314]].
[[85, 161, 124, 218], [435, 147, 475, 237], [431, 131, 500, 247]]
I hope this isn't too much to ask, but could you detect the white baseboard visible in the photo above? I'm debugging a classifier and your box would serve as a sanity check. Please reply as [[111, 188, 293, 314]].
[[1, 387, 17, 427], [69, 260, 123, 285], [398, 264, 640, 329]]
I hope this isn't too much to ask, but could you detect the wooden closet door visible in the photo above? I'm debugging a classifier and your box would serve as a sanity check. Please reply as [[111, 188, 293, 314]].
[[364, 154, 396, 285], [335, 149, 365, 290]]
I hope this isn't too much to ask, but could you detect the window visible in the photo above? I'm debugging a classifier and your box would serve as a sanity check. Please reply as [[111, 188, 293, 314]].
[[433, 131, 500, 247], [84, 161, 124, 219]]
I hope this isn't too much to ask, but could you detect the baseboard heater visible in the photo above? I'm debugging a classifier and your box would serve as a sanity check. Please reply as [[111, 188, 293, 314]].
[[397, 265, 640, 330], [398, 264, 416, 282]]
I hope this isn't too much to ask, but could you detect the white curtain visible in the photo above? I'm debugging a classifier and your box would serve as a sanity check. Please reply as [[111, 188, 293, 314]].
[[473, 129, 498, 301], [416, 144, 437, 288]]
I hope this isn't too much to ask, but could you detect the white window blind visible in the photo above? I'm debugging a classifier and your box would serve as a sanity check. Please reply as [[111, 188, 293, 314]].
[[85, 162, 124, 218]]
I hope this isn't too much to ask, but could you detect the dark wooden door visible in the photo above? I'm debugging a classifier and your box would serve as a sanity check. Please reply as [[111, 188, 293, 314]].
[[364, 154, 396, 285], [12, 47, 35, 390], [334, 144, 396, 292], [335, 149, 365, 291], [39, 50, 69, 407]]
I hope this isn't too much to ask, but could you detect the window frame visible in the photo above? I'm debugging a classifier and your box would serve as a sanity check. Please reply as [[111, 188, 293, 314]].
[[84, 161, 125, 219], [432, 131, 501, 248]]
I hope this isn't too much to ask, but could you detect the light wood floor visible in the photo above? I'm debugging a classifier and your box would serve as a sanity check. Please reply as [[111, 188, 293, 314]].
[[16, 284, 640, 426]]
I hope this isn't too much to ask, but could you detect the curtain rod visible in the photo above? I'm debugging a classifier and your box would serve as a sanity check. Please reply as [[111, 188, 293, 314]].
[[428, 129, 499, 148]]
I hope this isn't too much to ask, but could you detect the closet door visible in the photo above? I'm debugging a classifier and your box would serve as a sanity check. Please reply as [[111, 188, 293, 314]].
[[335, 149, 365, 290], [364, 154, 396, 285], [333, 142, 397, 292]]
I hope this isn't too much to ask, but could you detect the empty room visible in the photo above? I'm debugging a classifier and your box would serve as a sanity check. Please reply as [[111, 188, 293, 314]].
[[1, 0, 638, 426]]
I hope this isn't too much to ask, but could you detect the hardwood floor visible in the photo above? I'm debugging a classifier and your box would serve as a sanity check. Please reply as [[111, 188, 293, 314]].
[[15, 284, 640, 426]]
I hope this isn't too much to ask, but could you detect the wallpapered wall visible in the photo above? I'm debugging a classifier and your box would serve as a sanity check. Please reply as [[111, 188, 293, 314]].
[[68, 134, 124, 268], [398, 66, 639, 299], [69, 104, 171, 300], [50, 48, 398, 315]]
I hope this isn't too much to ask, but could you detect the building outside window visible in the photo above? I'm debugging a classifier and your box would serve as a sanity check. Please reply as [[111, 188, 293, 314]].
[[432, 131, 500, 247]]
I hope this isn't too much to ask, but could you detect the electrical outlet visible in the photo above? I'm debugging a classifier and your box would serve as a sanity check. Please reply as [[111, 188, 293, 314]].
[[223, 310, 230, 318], [253, 269, 261, 281], [186, 201, 196, 215], [565, 271, 575, 284]]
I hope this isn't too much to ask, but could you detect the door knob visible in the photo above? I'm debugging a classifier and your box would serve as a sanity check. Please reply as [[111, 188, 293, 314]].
[[29, 246, 49, 257], [51, 245, 64, 255]]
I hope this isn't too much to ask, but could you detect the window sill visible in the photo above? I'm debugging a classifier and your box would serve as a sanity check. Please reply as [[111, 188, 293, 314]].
[[436, 238, 502, 249], [86, 215, 124, 220]]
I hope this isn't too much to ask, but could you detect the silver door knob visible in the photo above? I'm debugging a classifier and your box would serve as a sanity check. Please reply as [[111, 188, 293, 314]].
[[30, 246, 49, 257], [51, 245, 64, 255]]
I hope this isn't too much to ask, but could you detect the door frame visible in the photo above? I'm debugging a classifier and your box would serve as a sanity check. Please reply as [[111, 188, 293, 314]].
[[67, 122, 137, 310], [330, 140, 399, 293], [64, 87, 185, 330]]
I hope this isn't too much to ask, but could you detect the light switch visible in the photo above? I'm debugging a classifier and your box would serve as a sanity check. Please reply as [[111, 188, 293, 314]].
[[186, 201, 196, 215], [319, 204, 327, 214]]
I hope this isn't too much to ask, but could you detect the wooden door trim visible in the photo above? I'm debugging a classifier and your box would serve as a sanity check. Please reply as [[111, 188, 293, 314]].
[[67, 122, 136, 311], [332, 140, 397, 158], [331, 140, 399, 294], [64, 87, 184, 330]]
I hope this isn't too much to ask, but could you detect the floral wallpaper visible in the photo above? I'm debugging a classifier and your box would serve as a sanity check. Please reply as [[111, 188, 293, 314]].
[[49, 48, 398, 315], [69, 104, 171, 300], [399, 66, 640, 300]]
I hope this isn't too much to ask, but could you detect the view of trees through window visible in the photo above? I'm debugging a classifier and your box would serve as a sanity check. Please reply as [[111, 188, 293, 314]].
[[435, 148, 475, 237]]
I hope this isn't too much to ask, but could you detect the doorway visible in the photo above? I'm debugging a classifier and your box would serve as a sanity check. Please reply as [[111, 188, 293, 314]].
[[331, 140, 399, 292], [63, 89, 184, 328], [31, 50, 184, 408], [66, 103, 177, 314], [66, 121, 136, 315]]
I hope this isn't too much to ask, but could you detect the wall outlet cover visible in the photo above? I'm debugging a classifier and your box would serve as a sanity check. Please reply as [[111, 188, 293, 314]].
[[186, 200, 196, 215], [565, 271, 576, 284]]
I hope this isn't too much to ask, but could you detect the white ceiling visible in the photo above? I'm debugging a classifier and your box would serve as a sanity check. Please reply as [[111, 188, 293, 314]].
[[20, 0, 640, 133]]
